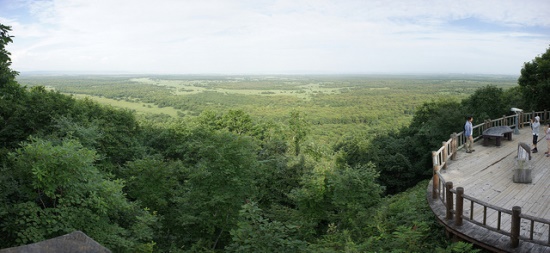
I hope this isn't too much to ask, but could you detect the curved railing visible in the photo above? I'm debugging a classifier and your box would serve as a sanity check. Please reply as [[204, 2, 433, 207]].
[[430, 110, 550, 249]]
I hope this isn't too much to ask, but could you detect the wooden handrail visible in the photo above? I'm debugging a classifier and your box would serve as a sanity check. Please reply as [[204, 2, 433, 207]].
[[431, 110, 550, 248], [518, 213, 550, 245], [443, 182, 550, 247]]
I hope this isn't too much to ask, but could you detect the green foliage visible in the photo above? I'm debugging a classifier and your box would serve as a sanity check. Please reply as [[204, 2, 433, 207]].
[[307, 225, 362, 253], [0, 87, 97, 153], [0, 137, 156, 252], [334, 97, 475, 194], [288, 159, 384, 243], [24, 87, 78, 138], [219, 109, 254, 134], [518, 45, 550, 110], [0, 24, 18, 86], [501, 86, 525, 111], [461, 85, 507, 120], [435, 242, 482, 253], [0, 24, 25, 153], [0, 79, 145, 170], [329, 163, 383, 230], [409, 99, 467, 140], [289, 159, 332, 224], [149, 124, 264, 250], [307, 181, 456, 252], [289, 110, 310, 156], [195, 109, 254, 134], [49, 115, 103, 148], [378, 100, 466, 193], [12, 137, 97, 201], [122, 156, 182, 212], [88, 104, 144, 166], [227, 202, 307, 252]]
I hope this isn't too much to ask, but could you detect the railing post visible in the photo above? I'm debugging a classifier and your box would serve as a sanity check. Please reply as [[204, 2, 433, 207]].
[[484, 119, 491, 131], [446, 182, 453, 220], [432, 167, 439, 199], [455, 187, 464, 226], [432, 150, 439, 199], [502, 115, 506, 126], [511, 206, 521, 248], [514, 113, 520, 134], [442, 141, 447, 170], [519, 112, 524, 128], [451, 133, 457, 160]]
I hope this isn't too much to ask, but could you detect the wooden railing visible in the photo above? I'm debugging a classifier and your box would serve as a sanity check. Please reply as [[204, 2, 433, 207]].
[[431, 110, 550, 249], [437, 179, 550, 247]]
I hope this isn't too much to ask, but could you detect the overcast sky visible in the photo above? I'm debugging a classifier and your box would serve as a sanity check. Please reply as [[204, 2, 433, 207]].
[[1, 0, 549, 75]]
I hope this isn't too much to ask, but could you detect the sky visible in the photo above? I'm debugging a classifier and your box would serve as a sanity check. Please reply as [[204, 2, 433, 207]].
[[0, 0, 549, 75]]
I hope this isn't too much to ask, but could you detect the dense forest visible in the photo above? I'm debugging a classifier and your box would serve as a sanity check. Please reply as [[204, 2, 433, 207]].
[[2, 23, 550, 252]]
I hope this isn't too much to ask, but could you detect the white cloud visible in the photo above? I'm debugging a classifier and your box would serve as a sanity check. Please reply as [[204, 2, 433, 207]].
[[1, 0, 549, 74]]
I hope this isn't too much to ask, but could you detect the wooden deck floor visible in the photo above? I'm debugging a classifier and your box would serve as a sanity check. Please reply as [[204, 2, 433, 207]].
[[429, 127, 550, 252]]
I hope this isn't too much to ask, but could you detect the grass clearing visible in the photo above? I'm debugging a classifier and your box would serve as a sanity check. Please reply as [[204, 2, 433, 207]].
[[130, 77, 343, 100], [71, 94, 181, 117]]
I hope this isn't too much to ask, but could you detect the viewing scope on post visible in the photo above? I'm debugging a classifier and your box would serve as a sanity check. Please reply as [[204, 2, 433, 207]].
[[511, 108, 523, 135]]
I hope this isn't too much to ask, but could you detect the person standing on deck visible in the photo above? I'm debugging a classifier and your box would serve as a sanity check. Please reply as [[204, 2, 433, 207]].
[[531, 116, 540, 153], [464, 116, 475, 153]]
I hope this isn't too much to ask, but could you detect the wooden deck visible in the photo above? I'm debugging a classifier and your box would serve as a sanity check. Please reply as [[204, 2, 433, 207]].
[[428, 128, 550, 252]]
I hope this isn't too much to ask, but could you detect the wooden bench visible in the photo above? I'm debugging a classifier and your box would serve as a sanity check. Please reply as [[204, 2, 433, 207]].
[[482, 126, 513, 146]]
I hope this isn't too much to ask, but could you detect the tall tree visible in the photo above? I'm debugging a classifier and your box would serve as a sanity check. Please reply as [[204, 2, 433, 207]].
[[461, 85, 507, 120], [0, 24, 26, 151], [288, 110, 310, 156], [160, 127, 262, 250], [0, 24, 18, 87], [518, 45, 550, 110]]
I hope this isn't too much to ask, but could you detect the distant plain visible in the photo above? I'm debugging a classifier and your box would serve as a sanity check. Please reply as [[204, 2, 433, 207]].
[[17, 74, 519, 145]]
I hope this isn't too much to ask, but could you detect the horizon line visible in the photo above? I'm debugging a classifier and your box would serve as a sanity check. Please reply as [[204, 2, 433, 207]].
[[16, 70, 520, 77]]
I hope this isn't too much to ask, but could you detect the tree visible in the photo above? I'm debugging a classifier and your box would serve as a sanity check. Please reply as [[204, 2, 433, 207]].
[[121, 155, 182, 213], [227, 202, 307, 253], [288, 110, 310, 156], [501, 86, 525, 112], [329, 163, 383, 231], [0, 23, 18, 87], [0, 24, 25, 152], [518, 45, 550, 110], [461, 85, 507, 120], [163, 128, 262, 250], [407, 99, 467, 156], [219, 109, 254, 135]]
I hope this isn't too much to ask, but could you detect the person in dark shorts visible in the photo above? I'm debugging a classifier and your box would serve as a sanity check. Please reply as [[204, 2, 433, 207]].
[[531, 116, 540, 153]]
